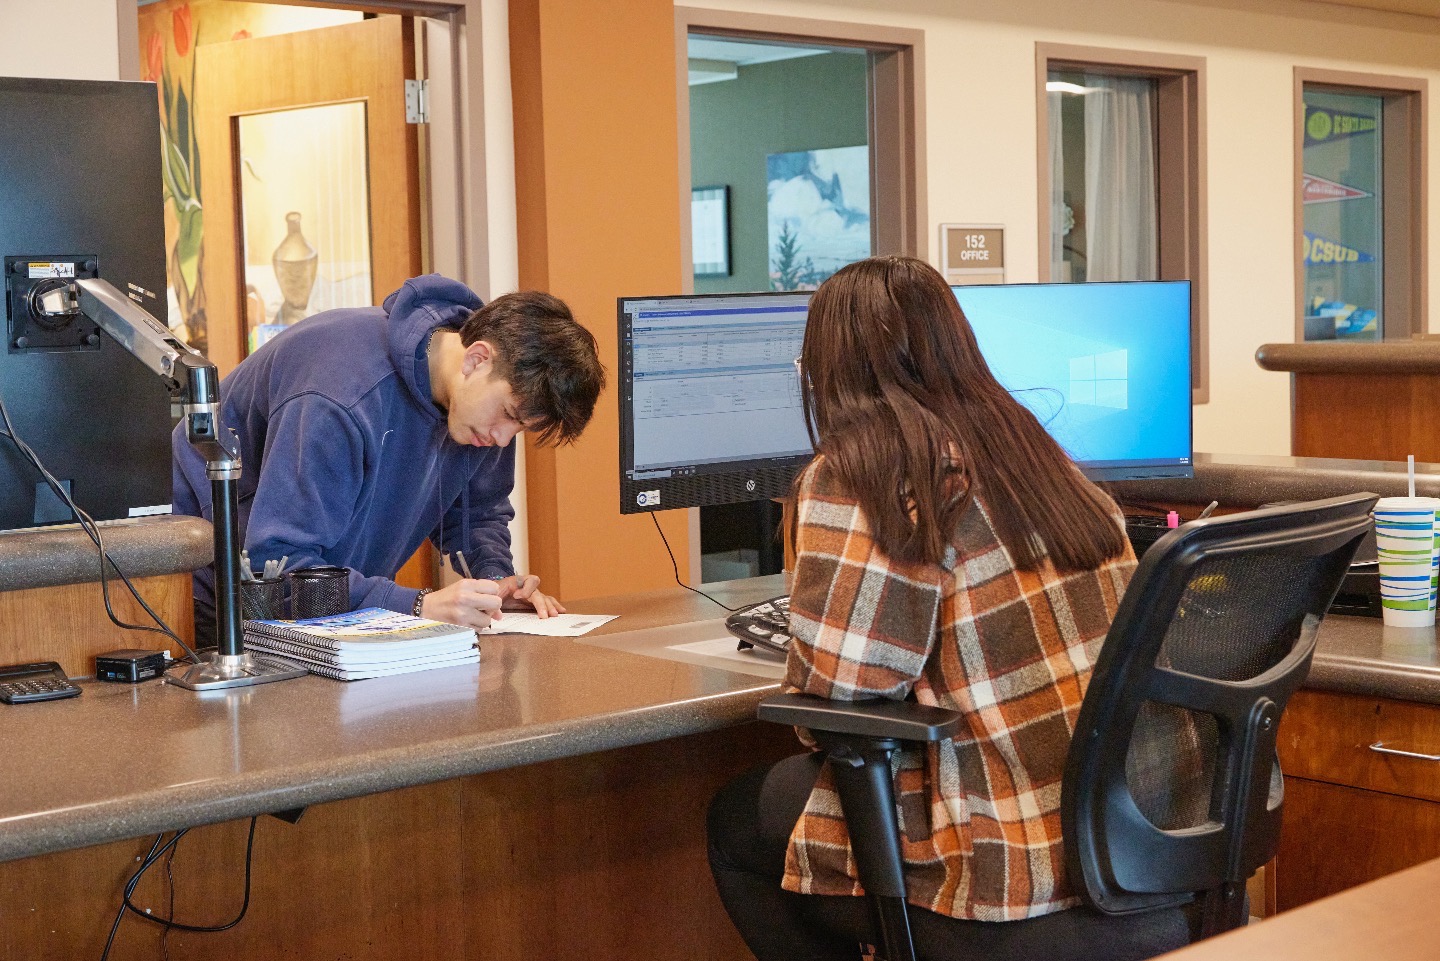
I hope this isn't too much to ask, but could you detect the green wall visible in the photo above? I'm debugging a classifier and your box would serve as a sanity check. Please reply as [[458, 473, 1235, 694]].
[[689, 51, 869, 293]]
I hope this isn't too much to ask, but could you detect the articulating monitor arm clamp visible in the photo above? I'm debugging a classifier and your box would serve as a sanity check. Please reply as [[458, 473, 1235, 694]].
[[37, 278, 303, 691]]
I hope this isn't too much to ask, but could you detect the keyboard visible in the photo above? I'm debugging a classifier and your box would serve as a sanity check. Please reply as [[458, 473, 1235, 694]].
[[726, 594, 791, 656], [1123, 514, 1174, 557]]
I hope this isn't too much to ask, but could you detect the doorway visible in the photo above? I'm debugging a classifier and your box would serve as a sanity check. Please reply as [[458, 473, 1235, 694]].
[[136, 0, 454, 591]]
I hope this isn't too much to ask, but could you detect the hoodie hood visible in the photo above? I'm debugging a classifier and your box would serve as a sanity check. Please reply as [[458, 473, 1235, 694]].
[[383, 274, 485, 410]]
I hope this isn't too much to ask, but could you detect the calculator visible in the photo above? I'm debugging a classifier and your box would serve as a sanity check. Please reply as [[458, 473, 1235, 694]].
[[0, 661, 81, 704]]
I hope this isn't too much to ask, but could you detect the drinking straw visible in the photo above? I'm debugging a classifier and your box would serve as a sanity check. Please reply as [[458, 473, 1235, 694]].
[[1410, 454, 1417, 498]]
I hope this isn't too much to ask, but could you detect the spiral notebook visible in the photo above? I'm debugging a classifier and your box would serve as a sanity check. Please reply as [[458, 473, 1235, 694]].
[[244, 607, 479, 680], [245, 608, 477, 650]]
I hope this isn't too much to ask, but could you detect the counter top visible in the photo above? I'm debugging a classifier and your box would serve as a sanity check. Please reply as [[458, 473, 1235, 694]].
[[1110, 451, 1440, 509], [1256, 340, 1440, 374], [0, 515, 211, 591], [0, 575, 783, 864], [1306, 615, 1440, 705]]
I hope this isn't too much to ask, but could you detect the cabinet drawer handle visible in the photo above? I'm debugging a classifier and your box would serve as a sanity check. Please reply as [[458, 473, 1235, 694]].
[[1369, 742, 1440, 762]]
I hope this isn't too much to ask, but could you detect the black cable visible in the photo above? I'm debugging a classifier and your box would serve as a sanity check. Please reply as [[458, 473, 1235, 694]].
[[120, 818, 257, 933], [0, 391, 201, 663], [99, 833, 167, 961], [162, 843, 177, 961], [98, 816, 260, 959], [648, 512, 741, 612]]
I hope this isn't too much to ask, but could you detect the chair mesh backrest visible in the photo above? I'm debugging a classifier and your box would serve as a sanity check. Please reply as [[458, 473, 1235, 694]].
[[1065, 493, 1376, 916], [1126, 549, 1336, 832]]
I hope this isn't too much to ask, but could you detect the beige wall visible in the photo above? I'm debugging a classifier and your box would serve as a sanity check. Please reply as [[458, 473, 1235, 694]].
[[2, 0, 121, 79], [684, 0, 1440, 457]]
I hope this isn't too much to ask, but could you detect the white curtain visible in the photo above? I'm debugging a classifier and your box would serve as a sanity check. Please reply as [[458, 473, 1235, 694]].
[[1048, 92, 1067, 281], [1083, 76, 1158, 282]]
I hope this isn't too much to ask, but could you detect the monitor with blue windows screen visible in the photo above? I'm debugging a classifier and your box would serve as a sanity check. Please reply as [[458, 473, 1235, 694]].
[[953, 280, 1193, 482], [617, 280, 1192, 514]]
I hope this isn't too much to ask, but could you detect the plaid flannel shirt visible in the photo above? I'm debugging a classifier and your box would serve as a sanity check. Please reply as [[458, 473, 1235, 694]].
[[781, 457, 1136, 922]]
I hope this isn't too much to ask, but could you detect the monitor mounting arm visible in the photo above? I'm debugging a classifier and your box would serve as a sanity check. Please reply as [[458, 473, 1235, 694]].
[[36, 278, 303, 691]]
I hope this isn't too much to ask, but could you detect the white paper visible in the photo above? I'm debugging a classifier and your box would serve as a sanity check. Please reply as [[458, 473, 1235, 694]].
[[480, 612, 617, 637]]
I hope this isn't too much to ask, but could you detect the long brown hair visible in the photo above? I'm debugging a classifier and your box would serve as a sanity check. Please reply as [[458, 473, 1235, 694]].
[[799, 256, 1127, 570]]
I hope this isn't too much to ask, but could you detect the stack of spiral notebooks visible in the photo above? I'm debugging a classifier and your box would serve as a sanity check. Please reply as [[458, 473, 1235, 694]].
[[243, 608, 480, 681]]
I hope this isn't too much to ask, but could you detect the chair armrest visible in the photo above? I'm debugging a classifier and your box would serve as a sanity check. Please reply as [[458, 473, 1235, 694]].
[[758, 692, 961, 742]]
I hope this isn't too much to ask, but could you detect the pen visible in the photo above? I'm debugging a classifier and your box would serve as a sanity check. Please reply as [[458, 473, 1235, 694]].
[[454, 552, 473, 580], [1197, 500, 1220, 520]]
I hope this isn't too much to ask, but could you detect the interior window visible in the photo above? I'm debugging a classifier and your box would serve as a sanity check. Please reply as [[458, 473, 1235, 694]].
[[1300, 89, 1385, 341], [1047, 70, 1160, 284]]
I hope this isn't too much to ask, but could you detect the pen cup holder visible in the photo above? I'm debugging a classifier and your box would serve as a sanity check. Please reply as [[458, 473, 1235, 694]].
[[240, 577, 286, 621], [287, 566, 350, 620]]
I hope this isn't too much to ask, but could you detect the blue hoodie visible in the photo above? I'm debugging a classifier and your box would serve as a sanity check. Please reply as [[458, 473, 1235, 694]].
[[173, 275, 516, 616]]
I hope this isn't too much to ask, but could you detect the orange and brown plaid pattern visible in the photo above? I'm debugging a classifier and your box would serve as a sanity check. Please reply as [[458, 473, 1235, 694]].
[[781, 457, 1136, 921]]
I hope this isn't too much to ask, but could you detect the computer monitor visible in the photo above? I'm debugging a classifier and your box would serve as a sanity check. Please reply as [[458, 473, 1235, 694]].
[[618, 292, 811, 514], [617, 279, 1193, 514], [0, 77, 174, 532], [953, 280, 1194, 482]]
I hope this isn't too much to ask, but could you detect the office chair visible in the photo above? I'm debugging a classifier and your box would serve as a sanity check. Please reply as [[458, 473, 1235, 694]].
[[759, 492, 1378, 961]]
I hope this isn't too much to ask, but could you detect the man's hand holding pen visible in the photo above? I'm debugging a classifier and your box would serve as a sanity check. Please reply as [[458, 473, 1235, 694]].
[[421, 575, 503, 630]]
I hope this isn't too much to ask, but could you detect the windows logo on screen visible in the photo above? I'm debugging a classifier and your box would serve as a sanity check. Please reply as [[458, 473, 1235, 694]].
[[1068, 349, 1128, 410]]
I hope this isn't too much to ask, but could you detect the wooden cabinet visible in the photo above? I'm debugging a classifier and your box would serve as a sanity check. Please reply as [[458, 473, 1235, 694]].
[[1275, 689, 1440, 909]]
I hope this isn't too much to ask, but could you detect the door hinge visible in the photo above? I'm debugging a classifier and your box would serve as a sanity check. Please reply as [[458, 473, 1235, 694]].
[[405, 78, 429, 124]]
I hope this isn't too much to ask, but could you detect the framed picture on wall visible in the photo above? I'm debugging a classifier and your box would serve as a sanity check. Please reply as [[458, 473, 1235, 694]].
[[692, 185, 731, 277], [765, 146, 870, 290]]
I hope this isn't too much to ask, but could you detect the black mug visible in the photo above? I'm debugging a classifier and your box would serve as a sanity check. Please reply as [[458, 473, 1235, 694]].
[[287, 566, 350, 620]]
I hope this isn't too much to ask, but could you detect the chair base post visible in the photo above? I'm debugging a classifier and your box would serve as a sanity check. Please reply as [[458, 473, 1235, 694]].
[[870, 894, 918, 961], [1197, 881, 1248, 938]]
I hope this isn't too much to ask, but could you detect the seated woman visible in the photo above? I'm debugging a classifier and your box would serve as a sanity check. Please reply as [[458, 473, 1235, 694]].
[[706, 256, 1190, 961]]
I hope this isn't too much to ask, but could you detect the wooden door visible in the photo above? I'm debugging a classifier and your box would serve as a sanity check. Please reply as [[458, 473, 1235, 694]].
[[197, 16, 421, 373], [197, 17, 431, 590]]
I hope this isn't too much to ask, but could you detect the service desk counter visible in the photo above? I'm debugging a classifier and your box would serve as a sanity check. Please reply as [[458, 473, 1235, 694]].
[[1255, 340, 1440, 462], [0, 570, 793, 961], [7, 473, 1440, 952]]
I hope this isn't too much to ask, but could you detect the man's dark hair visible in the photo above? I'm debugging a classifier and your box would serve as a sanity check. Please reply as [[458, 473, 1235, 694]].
[[459, 290, 605, 446]]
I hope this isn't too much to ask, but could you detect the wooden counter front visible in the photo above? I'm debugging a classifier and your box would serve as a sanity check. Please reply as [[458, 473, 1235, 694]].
[[1256, 341, 1440, 461]]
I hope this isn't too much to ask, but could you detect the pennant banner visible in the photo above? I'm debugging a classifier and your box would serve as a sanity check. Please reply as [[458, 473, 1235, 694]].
[[1305, 105, 1378, 146], [1303, 231, 1375, 266], [1302, 173, 1372, 205]]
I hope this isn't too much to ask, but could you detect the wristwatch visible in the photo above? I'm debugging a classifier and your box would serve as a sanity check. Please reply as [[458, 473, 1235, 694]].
[[412, 588, 432, 617]]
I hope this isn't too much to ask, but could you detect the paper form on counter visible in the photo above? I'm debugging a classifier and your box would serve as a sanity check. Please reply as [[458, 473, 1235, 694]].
[[480, 613, 617, 637]]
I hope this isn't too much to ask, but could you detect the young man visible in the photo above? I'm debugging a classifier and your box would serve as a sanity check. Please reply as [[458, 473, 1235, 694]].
[[173, 274, 605, 638]]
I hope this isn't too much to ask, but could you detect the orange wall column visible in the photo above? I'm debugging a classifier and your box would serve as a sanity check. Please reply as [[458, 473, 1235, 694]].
[[509, 0, 691, 601]]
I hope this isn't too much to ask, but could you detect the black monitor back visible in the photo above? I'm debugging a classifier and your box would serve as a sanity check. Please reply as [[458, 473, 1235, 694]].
[[0, 77, 173, 532]]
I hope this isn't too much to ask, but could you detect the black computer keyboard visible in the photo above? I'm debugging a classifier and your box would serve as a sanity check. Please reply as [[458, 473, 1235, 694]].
[[726, 594, 791, 656], [1124, 514, 1174, 557]]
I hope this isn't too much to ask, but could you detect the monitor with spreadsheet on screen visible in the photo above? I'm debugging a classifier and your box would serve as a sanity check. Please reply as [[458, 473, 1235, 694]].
[[617, 280, 1193, 514], [618, 292, 811, 513]]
